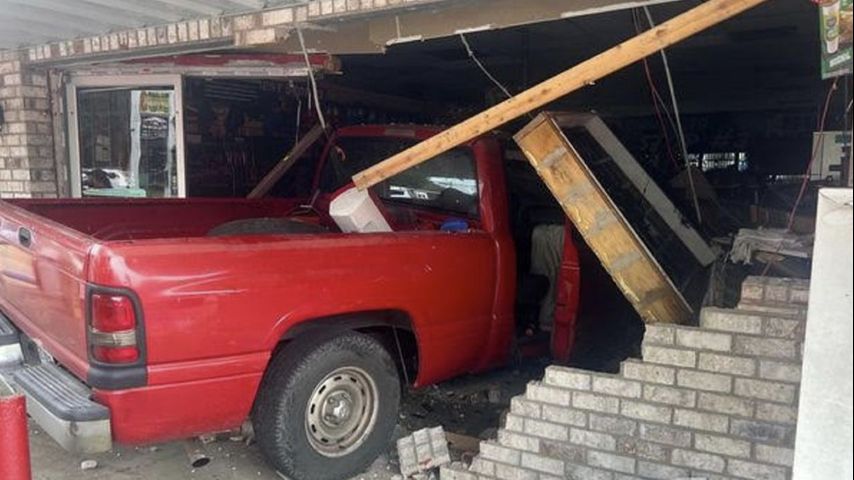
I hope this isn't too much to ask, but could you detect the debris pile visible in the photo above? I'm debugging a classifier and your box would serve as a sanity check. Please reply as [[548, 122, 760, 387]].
[[396, 427, 451, 479]]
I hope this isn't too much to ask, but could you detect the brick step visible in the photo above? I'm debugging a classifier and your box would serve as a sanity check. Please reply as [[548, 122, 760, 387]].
[[528, 362, 800, 427], [525, 370, 799, 425], [639, 344, 802, 382], [644, 323, 803, 362], [620, 358, 800, 408], [700, 307, 805, 340], [737, 300, 807, 318], [740, 275, 809, 306]]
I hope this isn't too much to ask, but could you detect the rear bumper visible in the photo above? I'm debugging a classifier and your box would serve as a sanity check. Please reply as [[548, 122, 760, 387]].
[[0, 313, 112, 454], [3, 311, 265, 447], [13, 367, 112, 454]]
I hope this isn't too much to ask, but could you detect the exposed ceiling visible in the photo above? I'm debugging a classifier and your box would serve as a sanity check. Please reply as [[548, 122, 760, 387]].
[[327, 0, 824, 116], [315, 0, 837, 175], [0, 0, 301, 50]]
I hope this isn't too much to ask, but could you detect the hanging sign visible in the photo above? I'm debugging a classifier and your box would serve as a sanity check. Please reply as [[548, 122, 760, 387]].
[[819, 0, 853, 79]]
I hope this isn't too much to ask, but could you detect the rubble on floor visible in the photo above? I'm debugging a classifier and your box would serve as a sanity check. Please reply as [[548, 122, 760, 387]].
[[397, 427, 451, 478]]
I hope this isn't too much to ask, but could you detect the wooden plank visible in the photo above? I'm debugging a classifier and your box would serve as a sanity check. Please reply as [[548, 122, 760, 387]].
[[247, 124, 326, 199], [352, 0, 768, 190], [514, 113, 692, 324]]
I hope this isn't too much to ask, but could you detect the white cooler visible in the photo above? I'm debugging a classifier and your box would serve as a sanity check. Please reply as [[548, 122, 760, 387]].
[[329, 187, 392, 233]]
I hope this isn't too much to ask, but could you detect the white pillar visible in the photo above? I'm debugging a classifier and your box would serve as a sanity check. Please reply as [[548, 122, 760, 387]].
[[792, 188, 853, 480]]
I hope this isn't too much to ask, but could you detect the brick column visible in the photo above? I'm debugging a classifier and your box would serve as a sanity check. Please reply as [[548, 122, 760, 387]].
[[0, 51, 57, 198]]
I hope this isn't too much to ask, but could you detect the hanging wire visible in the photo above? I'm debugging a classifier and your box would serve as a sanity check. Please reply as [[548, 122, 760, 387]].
[[296, 25, 327, 132], [632, 9, 679, 170], [459, 33, 514, 100], [644, 61, 680, 170], [294, 94, 302, 144], [785, 76, 840, 230], [643, 6, 703, 226], [758, 77, 839, 277]]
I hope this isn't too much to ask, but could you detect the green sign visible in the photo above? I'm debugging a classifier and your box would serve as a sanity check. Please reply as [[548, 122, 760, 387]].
[[139, 91, 173, 116], [819, 0, 853, 79]]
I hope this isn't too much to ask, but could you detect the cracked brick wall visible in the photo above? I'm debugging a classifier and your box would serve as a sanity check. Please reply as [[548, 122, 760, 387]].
[[442, 276, 809, 480]]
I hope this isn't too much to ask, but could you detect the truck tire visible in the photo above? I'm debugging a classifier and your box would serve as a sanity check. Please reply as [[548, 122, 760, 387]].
[[252, 331, 401, 480]]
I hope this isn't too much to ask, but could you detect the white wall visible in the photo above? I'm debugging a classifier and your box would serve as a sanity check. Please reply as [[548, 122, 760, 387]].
[[792, 188, 853, 480]]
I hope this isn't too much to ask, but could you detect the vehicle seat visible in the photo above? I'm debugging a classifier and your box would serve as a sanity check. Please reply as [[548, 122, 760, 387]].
[[530, 224, 566, 332], [515, 273, 550, 336]]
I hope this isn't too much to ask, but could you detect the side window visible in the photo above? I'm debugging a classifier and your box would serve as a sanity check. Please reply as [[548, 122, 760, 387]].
[[320, 136, 479, 217]]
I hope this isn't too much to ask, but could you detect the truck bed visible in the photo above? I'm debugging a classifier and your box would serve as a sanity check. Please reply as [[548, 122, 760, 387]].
[[12, 197, 302, 240]]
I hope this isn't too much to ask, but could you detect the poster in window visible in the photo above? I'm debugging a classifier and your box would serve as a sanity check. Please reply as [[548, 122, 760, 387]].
[[819, 0, 853, 79]]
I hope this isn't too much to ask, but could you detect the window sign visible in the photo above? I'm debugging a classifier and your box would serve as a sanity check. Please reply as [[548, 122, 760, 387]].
[[819, 0, 853, 79]]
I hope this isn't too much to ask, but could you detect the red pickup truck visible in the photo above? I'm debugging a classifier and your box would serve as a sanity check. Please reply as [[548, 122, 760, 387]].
[[0, 125, 580, 480]]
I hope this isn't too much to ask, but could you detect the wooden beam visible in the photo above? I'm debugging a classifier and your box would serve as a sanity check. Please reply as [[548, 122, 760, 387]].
[[352, 0, 769, 190], [247, 124, 326, 199]]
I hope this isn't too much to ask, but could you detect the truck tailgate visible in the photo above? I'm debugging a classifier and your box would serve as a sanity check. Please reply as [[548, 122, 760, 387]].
[[0, 200, 93, 379]]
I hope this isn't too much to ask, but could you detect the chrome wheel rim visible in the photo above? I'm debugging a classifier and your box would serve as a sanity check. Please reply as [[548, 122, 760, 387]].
[[305, 366, 379, 457]]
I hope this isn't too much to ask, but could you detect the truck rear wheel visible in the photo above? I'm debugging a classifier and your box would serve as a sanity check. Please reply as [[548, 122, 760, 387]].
[[252, 331, 401, 480]]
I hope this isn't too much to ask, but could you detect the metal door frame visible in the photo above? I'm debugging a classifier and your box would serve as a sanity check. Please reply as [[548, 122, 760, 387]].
[[66, 74, 185, 198]]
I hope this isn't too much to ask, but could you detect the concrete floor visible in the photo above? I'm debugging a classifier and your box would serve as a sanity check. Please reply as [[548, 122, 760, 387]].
[[26, 364, 545, 480], [29, 424, 399, 480]]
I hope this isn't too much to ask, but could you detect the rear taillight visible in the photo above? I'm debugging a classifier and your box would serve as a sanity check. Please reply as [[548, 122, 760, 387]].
[[89, 293, 140, 364], [92, 345, 139, 363], [92, 294, 135, 331]]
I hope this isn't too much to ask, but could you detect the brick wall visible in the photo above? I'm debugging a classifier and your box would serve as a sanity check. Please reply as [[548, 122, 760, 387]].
[[0, 51, 56, 198], [443, 276, 809, 480]]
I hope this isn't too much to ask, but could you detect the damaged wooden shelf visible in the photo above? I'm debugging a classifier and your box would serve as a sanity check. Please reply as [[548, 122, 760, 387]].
[[514, 112, 692, 324]]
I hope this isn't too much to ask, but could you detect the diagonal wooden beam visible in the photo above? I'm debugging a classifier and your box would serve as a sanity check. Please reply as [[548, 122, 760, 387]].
[[352, 0, 770, 190], [247, 124, 326, 199]]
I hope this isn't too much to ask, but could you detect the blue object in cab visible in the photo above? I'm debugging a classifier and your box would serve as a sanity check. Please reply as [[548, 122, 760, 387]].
[[440, 218, 469, 232]]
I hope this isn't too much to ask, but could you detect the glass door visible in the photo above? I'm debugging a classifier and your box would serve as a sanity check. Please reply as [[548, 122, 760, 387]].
[[68, 75, 185, 198]]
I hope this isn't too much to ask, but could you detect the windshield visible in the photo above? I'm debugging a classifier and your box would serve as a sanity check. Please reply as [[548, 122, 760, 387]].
[[320, 136, 479, 217]]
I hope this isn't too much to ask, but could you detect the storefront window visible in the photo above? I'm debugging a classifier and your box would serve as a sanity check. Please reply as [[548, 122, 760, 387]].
[[77, 87, 178, 198]]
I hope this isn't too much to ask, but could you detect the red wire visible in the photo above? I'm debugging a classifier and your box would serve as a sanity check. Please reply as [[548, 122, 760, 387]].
[[785, 77, 839, 230], [633, 9, 680, 171], [758, 77, 839, 278]]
